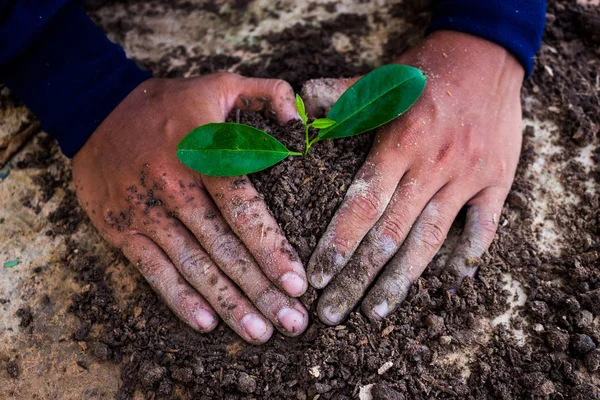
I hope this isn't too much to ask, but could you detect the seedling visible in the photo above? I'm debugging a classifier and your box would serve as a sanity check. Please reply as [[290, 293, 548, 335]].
[[177, 64, 426, 177], [294, 94, 336, 156]]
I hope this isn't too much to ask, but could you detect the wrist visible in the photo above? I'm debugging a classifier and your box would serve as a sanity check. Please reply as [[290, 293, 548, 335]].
[[396, 30, 524, 90], [425, 0, 546, 77]]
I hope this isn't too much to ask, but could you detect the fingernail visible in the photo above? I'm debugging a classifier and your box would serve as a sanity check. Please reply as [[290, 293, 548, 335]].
[[195, 309, 215, 331], [372, 300, 389, 320], [277, 307, 306, 334], [280, 272, 306, 297], [309, 272, 332, 289], [320, 305, 342, 326], [241, 313, 269, 341]]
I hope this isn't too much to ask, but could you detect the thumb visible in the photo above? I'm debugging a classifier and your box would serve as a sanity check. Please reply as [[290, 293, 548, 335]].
[[301, 77, 360, 117], [221, 74, 298, 123]]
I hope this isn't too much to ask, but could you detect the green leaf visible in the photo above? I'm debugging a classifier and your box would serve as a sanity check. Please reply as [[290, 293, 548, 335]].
[[4, 259, 19, 268], [177, 123, 296, 177], [295, 94, 307, 125], [317, 64, 426, 141], [310, 118, 336, 129]]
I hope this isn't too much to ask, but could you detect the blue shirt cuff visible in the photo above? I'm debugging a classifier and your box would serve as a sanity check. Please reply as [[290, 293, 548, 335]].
[[0, 1, 151, 157], [427, 0, 546, 77]]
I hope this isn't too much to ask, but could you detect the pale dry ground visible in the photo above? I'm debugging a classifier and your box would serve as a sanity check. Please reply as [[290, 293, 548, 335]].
[[0, 1, 597, 398]]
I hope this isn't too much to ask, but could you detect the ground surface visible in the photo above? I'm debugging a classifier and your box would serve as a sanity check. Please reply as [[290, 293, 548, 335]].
[[1, 0, 599, 399]]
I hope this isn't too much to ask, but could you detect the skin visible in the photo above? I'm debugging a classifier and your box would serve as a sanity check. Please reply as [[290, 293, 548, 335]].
[[302, 31, 525, 325], [72, 73, 309, 344]]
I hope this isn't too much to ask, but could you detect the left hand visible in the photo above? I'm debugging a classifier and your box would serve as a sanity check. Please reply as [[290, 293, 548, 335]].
[[302, 31, 524, 325], [73, 73, 308, 343]]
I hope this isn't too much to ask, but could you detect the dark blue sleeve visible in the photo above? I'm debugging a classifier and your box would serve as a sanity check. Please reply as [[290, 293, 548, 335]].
[[427, 0, 546, 77], [0, 1, 151, 157]]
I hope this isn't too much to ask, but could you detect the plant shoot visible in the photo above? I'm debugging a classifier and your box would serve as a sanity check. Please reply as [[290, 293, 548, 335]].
[[177, 64, 427, 177]]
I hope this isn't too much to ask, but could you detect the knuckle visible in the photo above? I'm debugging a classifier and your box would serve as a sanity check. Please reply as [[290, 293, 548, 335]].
[[214, 71, 238, 82], [141, 166, 172, 191], [175, 287, 197, 308], [227, 196, 262, 230], [467, 151, 484, 170], [211, 234, 240, 258], [418, 218, 447, 251], [478, 216, 498, 238], [137, 258, 163, 277], [378, 214, 409, 246], [179, 250, 212, 273], [431, 141, 456, 166], [345, 190, 383, 225], [395, 119, 420, 145], [273, 79, 293, 97]]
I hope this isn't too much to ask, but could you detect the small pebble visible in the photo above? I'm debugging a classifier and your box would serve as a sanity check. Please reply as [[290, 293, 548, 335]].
[[439, 336, 452, 345], [546, 330, 569, 352], [529, 301, 550, 318], [236, 372, 257, 394], [309, 365, 321, 378], [571, 333, 596, 356], [378, 360, 394, 375], [564, 297, 580, 313], [90, 342, 111, 361], [139, 362, 166, 388], [507, 191, 528, 210], [575, 310, 594, 328]]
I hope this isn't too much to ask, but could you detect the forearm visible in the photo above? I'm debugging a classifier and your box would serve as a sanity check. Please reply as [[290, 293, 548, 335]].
[[0, 1, 151, 157], [427, 0, 547, 77]]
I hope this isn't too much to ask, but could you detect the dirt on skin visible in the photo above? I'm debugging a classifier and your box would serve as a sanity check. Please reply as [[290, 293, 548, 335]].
[[11, 0, 598, 399]]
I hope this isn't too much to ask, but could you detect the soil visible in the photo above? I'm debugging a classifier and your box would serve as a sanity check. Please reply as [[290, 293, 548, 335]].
[[236, 19, 372, 91], [9, 0, 599, 399]]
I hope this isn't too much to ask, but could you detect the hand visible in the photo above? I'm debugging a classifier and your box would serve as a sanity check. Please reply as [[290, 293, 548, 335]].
[[72, 73, 309, 344], [302, 31, 524, 325]]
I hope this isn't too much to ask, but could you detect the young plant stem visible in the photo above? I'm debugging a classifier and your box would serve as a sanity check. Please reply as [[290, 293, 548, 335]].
[[304, 124, 311, 156]]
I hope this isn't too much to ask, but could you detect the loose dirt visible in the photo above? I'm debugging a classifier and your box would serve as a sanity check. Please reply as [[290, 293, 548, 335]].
[[2, 1, 599, 399]]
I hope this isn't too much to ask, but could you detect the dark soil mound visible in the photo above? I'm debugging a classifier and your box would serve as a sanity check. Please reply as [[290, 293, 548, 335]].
[[56, 1, 600, 399]]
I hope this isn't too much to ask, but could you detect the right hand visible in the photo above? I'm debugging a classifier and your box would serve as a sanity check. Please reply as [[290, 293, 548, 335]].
[[302, 31, 523, 325], [72, 73, 309, 344]]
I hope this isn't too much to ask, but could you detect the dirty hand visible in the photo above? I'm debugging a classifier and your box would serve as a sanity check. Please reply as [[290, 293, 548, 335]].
[[302, 31, 524, 325], [72, 73, 309, 343]]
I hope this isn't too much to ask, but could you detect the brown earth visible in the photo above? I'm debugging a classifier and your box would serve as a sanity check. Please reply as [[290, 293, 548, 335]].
[[1, 1, 599, 399]]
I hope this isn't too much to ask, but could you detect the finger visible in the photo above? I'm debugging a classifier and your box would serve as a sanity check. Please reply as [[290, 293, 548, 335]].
[[314, 170, 447, 325], [361, 185, 472, 321], [168, 180, 309, 335], [202, 176, 308, 298], [444, 186, 506, 285], [145, 205, 308, 339], [301, 77, 360, 116], [222, 74, 298, 122], [307, 157, 405, 290], [140, 212, 275, 344], [122, 233, 218, 333]]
